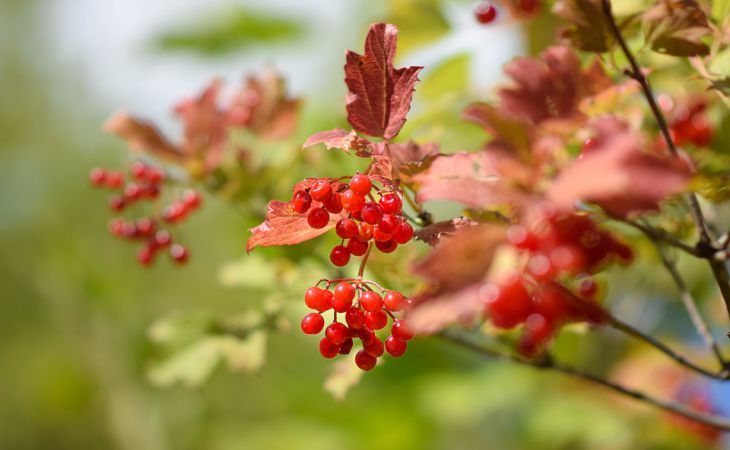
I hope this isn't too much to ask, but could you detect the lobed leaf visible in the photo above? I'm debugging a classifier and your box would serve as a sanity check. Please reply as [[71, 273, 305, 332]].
[[553, 0, 614, 53], [642, 0, 711, 57]]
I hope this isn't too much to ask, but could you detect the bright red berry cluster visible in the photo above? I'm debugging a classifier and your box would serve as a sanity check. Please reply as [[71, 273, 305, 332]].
[[482, 212, 633, 356], [292, 174, 414, 267], [300, 278, 413, 371], [89, 161, 202, 266]]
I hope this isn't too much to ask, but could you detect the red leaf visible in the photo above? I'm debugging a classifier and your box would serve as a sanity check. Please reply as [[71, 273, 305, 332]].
[[344, 23, 423, 139], [104, 112, 182, 163], [371, 140, 439, 178], [230, 72, 300, 140], [414, 218, 477, 247], [547, 117, 691, 217], [246, 199, 338, 253], [302, 128, 372, 155], [406, 284, 483, 335]]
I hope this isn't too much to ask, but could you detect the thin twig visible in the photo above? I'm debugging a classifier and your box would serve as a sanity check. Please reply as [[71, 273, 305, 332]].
[[608, 315, 729, 380], [656, 247, 727, 369], [600, 0, 730, 323], [439, 329, 730, 431], [623, 219, 702, 257]]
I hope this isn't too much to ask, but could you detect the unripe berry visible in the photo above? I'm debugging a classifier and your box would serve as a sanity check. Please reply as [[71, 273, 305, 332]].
[[301, 313, 325, 334], [330, 245, 351, 267], [349, 174, 372, 196], [325, 322, 350, 345], [379, 193, 402, 214], [385, 335, 407, 357], [355, 349, 377, 371], [360, 291, 383, 312], [365, 310, 388, 330], [307, 207, 330, 229], [319, 337, 339, 358]]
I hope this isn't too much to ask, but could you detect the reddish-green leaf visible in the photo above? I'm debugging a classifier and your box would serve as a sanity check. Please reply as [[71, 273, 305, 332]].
[[643, 0, 710, 57], [552, 0, 613, 53]]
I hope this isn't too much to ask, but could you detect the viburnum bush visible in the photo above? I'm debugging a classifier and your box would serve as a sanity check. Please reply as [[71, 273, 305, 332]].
[[94, 0, 730, 442]]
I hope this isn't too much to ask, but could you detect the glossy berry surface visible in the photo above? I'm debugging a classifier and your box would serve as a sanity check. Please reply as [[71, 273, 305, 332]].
[[473, 1, 497, 24], [301, 313, 325, 334]]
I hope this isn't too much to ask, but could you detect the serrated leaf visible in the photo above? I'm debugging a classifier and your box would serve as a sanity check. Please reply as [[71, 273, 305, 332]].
[[344, 23, 423, 139], [553, 0, 614, 52], [643, 0, 710, 57]]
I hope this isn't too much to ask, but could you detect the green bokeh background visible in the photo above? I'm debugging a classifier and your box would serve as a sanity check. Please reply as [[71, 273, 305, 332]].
[[1, 0, 728, 449]]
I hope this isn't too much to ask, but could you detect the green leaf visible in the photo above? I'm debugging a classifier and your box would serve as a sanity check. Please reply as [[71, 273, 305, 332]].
[[154, 8, 302, 55]]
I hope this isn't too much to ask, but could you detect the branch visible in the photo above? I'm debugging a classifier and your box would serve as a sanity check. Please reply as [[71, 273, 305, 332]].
[[439, 329, 730, 431], [656, 246, 727, 370], [600, 0, 730, 323], [608, 315, 729, 380], [622, 219, 702, 257]]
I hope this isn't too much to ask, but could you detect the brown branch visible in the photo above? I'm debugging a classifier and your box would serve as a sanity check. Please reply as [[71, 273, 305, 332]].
[[439, 329, 730, 431], [600, 0, 730, 323], [623, 219, 702, 257]]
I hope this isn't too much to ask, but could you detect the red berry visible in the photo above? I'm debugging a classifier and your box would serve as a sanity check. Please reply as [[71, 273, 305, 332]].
[[162, 203, 184, 223], [385, 335, 407, 357], [122, 221, 138, 239], [310, 179, 332, 201], [105, 171, 124, 189], [379, 193, 402, 214], [301, 313, 325, 334], [482, 275, 533, 329], [349, 174, 372, 196], [124, 183, 143, 200], [182, 190, 202, 209], [360, 291, 383, 312], [357, 328, 377, 346], [549, 245, 585, 273], [89, 167, 106, 186], [357, 222, 373, 241], [338, 338, 354, 355], [384, 291, 406, 312], [144, 184, 160, 199], [345, 307, 366, 329], [373, 225, 393, 242], [364, 337, 384, 357], [109, 218, 125, 237], [325, 322, 350, 345], [347, 238, 369, 256], [330, 245, 351, 267], [378, 214, 399, 235], [136, 217, 156, 236], [291, 190, 312, 214], [393, 221, 414, 244], [319, 338, 339, 358], [170, 244, 189, 264], [341, 189, 365, 213], [361, 202, 383, 225], [520, 0, 540, 14], [391, 320, 414, 341], [578, 278, 598, 298], [375, 239, 397, 253], [336, 218, 358, 239], [108, 195, 126, 211], [332, 282, 356, 312], [305, 287, 331, 312], [146, 167, 164, 183], [130, 161, 147, 179], [307, 207, 330, 229], [355, 350, 377, 371], [323, 192, 343, 214], [365, 310, 388, 330], [527, 253, 555, 281], [137, 245, 154, 266], [473, 1, 497, 24], [506, 225, 538, 251], [154, 230, 172, 248]]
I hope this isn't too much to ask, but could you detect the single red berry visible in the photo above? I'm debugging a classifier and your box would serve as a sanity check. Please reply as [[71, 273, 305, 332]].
[[357, 328, 377, 346], [378, 214, 399, 235], [325, 322, 350, 345], [122, 221, 138, 239], [364, 337, 384, 357], [384, 291, 406, 312], [332, 282, 356, 312], [307, 207, 330, 229], [578, 278, 598, 298], [330, 245, 351, 267], [89, 167, 106, 186], [108, 195, 126, 211], [393, 221, 414, 244], [162, 203, 186, 223], [373, 225, 393, 242], [319, 337, 339, 358], [520, 0, 540, 14], [336, 218, 358, 239], [291, 190, 312, 214], [105, 171, 124, 189], [375, 239, 397, 254], [361, 202, 384, 225], [124, 183, 143, 201], [349, 174, 372, 196], [391, 320, 414, 341], [154, 230, 172, 248], [310, 179, 332, 201], [305, 287, 331, 312], [365, 309, 388, 330], [136, 217, 156, 236], [338, 338, 354, 355], [146, 167, 164, 183], [355, 350, 377, 371], [108, 218, 125, 237], [301, 313, 325, 334], [385, 335, 407, 357], [360, 291, 383, 312], [137, 245, 154, 266], [170, 244, 189, 264], [345, 307, 366, 329], [144, 184, 160, 199], [482, 275, 534, 329], [323, 192, 343, 214], [130, 161, 147, 179], [341, 189, 365, 213], [347, 238, 369, 257], [182, 190, 202, 209], [379, 193, 402, 214], [350, 209, 363, 222], [357, 222, 373, 241], [473, 1, 497, 24]]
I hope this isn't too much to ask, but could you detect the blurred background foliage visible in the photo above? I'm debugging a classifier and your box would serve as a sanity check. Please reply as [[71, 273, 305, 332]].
[[1, 0, 729, 449]]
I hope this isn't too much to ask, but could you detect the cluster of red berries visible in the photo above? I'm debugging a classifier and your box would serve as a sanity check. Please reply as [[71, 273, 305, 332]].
[[299, 279, 413, 371], [291, 174, 414, 267], [89, 161, 202, 266], [669, 101, 713, 148], [482, 212, 632, 356]]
